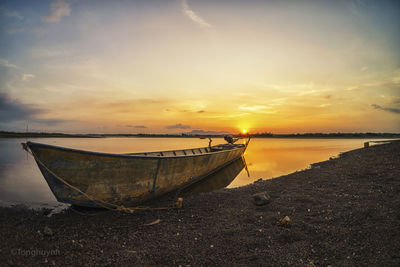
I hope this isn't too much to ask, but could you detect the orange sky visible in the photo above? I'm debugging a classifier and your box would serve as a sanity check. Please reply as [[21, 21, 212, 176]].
[[1, 0, 399, 134]]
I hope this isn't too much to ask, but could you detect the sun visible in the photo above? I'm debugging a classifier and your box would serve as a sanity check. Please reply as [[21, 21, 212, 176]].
[[242, 129, 247, 134]]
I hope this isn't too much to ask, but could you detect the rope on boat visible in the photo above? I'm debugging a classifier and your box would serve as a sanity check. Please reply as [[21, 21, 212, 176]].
[[245, 136, 251, 149], [22, 144, 182, 214]]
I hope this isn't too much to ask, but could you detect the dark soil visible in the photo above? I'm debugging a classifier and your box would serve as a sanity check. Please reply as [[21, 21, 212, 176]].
[[1, 141, 399, 266]]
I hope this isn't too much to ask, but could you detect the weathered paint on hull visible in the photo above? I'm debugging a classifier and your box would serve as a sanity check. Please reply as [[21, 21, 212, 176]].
[[27, 142, 246, 207]]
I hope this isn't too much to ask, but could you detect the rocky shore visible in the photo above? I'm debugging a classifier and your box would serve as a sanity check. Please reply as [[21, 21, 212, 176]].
[[1, 141, 399, 266]]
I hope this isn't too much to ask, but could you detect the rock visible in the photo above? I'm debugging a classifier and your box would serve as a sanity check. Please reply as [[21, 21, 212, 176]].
[[278, 216, 291, 225], [175, 197, 183, 208], [43, 226, 53, 236], [252, 192, 271, 206]]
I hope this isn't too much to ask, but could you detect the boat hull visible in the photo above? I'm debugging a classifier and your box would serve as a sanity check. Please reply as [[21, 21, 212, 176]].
[[26, 142, 246, 207]]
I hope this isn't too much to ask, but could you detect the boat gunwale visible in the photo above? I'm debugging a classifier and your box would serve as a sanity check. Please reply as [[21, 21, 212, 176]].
[[26, 141, 245, 159]]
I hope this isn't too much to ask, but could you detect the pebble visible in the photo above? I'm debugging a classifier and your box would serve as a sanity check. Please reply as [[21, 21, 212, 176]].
[[278, 216, 291, 225], [44, 226, 53, 236], [252, 192, 271, 206]]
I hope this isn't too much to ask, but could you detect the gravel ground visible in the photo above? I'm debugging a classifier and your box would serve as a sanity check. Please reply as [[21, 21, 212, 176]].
[[1, 141, 399, 266]]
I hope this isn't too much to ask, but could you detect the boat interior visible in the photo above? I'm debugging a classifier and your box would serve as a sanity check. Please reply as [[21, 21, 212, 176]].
[[125, 143, 244, 157]]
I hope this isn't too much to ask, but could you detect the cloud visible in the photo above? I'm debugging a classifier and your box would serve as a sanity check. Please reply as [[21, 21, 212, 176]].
[[0, 59, 17, 68], [372, 104, 400, 114], [179, 109, 206, 113], [393, 70, 400, 84], [181, 0, 212, 29], [0, 93, 42, 123], [0, 93, 67, 125], [319, 103, 331, 108], [238, 104, 275, 113], [22, 74, 35, 81], [1, 7, 24, 20], [97, 98, 173, 116], [126, 125, 147, 129], [42, 0, 70, 23], [165, 123, 191, 129], [185, 129, 231, 135], [33, 118, 69, 126], [391, 96, 400, 105], [7, 27, 25, 34]]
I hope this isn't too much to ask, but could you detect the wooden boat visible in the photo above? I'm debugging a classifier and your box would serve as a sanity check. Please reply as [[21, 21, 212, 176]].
[[24, 140, 248, 208]]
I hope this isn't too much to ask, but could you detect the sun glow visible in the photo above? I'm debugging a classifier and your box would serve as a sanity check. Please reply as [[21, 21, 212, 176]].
[[242, 129, 247, 134]]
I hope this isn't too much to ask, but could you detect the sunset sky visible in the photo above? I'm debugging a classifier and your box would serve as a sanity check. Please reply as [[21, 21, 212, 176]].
[[1, 0, 399, 134]]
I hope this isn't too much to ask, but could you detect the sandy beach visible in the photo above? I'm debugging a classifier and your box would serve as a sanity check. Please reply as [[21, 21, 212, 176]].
[[1, 141, 399, 266]]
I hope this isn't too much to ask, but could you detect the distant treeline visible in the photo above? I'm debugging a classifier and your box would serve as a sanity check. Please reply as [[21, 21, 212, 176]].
[[72, 133, 226, 138], [0, 131, 94, 138], [249, 132, 400, 138], [0, 131, 219, 138], [124, 133, 225, 138], [1, 130, 399, 139]]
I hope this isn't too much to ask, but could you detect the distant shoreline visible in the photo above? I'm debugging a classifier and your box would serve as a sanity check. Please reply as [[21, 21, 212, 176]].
[[1, 131, 399, 139]]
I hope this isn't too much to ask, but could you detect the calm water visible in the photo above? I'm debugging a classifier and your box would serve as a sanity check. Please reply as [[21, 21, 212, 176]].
[[0, 137, 385, 208]]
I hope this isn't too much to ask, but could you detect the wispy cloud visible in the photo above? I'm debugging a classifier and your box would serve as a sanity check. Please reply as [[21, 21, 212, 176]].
[[22, 74, 35, 81], [392, 69, 400, 84], [181, 0, 211, 29], [1, 7, 24, 20], [372, 104, 400, 114], [7, 27, 25, 34], [33, 118, 69, 126], [42, 0, 70, 23], [391, 96, 400, 105], [126, 125, 147, 129], [0, 59, 17, 68], [319, 103, 332, 108], [101, 98, 171, 114], [165, 123, 191, 129], [185, 129, 231, 135], [346, 86, 358, 91], [238, 104, 275, 113]]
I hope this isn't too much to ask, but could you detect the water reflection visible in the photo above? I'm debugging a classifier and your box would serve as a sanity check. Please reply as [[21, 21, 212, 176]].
[[227, 138, 387, 187], [0, 139, 61, 208]]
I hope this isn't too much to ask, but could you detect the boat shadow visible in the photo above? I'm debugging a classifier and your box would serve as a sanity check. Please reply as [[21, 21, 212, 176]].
[[178, 157, 245, 196]]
